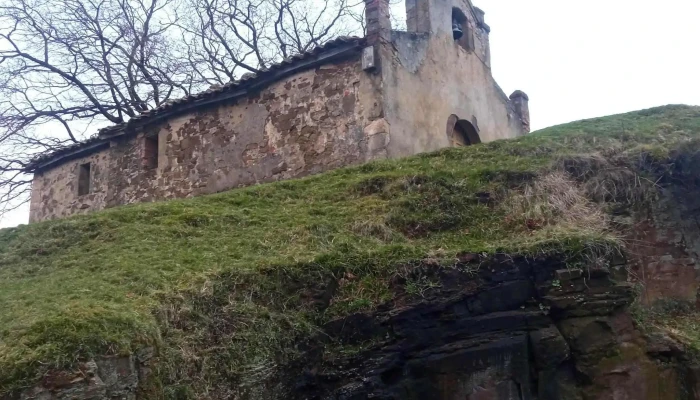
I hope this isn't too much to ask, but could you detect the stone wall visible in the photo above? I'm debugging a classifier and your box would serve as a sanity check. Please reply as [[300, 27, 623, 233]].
[[29, 57, 384, 222], [29, 150, 111, 222]]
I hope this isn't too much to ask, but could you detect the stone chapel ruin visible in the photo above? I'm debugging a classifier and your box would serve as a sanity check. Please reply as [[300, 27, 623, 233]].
[[25, 0, 530, 222]]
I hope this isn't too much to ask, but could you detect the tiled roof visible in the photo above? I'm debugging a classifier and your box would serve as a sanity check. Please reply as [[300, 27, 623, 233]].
[[26, 36, 366, 172]]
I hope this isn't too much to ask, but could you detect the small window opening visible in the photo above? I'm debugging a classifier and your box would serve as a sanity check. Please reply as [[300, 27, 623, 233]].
[[144, 135, 159, 170], [452, 8, 474, 51], [78, 163, 91, 196]]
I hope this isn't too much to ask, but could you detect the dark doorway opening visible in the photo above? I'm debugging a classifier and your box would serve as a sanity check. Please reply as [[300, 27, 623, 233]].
[[447, 115, 481, 147]]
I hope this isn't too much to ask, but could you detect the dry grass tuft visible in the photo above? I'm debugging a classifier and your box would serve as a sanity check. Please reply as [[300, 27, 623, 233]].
[[556, 153, 658, 205], [504, 172, 612, 236], [350, 219, 397, 242]]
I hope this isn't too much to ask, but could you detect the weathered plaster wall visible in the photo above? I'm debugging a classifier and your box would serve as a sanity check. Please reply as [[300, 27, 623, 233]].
[[380, 0, 524, 158], [29, 150, 110, 222], [30, 57, 384, 222]]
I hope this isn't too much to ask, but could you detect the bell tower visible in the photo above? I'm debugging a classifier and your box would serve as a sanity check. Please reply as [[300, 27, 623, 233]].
[[404, 0, 491, 65]]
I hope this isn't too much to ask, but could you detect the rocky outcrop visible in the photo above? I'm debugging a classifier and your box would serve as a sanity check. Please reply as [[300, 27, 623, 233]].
[[10, 256, 700, 400], [285, 256, 700, 400], [626, 188, 700, 306], [13, 348, 153, 400]]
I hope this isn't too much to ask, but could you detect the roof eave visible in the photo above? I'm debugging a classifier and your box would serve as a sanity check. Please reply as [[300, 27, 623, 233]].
[[24, 37, 366, 174], [29, 140, 111, 173], [109, 39, 365, 139]]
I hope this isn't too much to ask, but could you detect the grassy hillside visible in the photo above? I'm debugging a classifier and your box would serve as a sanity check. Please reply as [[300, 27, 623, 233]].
[[2, 104, 700, 395]]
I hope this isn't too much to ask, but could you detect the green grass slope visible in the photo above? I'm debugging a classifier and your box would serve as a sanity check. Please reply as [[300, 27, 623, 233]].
[[2, 104, 700, 395]]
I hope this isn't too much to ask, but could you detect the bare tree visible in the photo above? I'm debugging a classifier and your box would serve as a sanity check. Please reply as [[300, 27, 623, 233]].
[[0, 0, 364, 219], [181, 0, 363, 86], [0, 0, 190, 215]]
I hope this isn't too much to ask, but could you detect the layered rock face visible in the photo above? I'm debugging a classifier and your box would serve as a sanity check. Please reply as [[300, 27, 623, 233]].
[[289, 257, 699, 400], [14, 349, 154, 400], [14, 256, 700, 400]]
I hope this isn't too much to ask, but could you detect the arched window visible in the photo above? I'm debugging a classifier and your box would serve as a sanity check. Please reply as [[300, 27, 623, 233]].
[[447, 115, 481, 147]]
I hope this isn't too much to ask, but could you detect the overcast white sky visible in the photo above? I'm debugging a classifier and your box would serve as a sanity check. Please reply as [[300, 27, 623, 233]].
[[485, 0, 700, 130], [2, 0, 699, 228]]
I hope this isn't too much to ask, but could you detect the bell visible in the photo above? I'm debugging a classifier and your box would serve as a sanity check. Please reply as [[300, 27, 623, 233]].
[[452, 22, 463, 40]]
